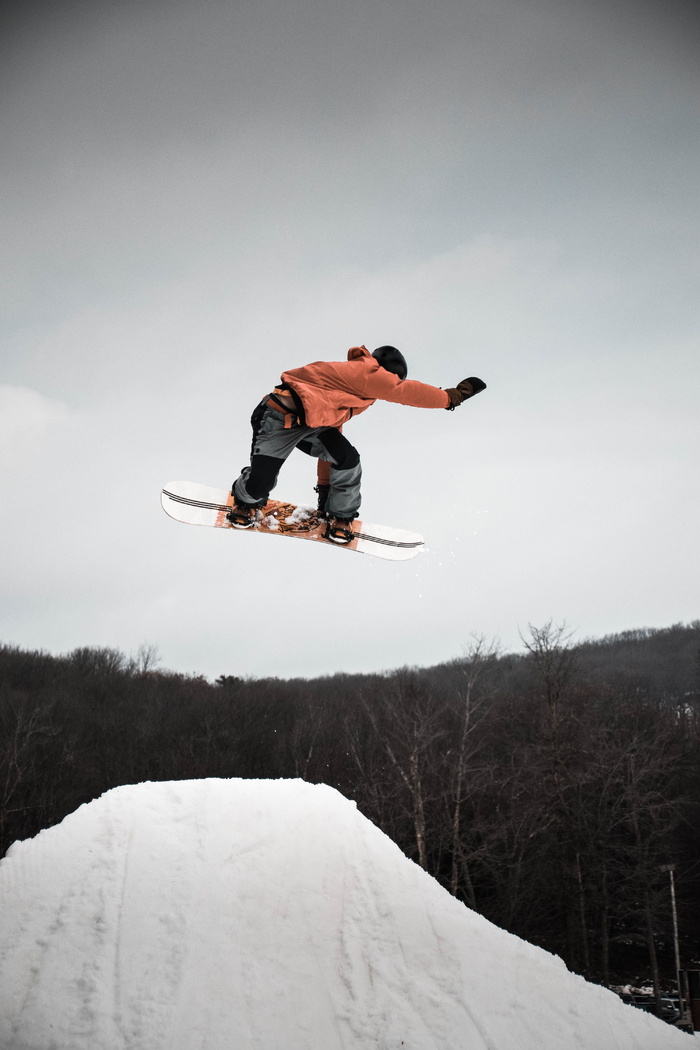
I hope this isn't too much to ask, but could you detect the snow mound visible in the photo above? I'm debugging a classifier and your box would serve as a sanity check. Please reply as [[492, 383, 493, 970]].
[[0, 778, 691, 1050]]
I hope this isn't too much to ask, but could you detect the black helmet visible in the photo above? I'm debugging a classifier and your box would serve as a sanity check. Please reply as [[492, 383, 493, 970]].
[[372, 345, 408, 380]]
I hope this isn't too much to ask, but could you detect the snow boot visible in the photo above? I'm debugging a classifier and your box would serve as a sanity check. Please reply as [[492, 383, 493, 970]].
[[315, 483, 330, 516]]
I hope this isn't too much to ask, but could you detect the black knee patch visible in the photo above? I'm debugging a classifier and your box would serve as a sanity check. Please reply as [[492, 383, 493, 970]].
[[319, 429, 360, 470], [247, 455, 285, 501]]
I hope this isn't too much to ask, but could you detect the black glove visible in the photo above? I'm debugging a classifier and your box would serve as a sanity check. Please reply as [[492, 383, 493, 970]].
[[445, 377, 486, 409]]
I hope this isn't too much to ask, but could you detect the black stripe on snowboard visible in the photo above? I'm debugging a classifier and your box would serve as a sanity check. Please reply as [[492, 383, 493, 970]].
[[354, 532, 423, 549], [163, 489, 228, 512]]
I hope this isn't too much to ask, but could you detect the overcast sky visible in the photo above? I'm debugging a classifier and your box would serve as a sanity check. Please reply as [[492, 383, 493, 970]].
[[2, 0, 698, 680]]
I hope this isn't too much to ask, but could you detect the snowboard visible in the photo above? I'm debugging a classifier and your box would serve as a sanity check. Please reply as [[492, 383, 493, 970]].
[[161, 481, 425, 562]]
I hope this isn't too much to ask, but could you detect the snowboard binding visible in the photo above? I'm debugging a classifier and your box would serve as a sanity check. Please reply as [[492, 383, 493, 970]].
[[325, 518, 355, 545], [226, 506, 256, 528], [226, 490, 258, 528]]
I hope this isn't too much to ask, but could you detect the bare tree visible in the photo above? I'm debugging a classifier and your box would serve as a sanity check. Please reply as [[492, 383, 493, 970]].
[[358, 672, 449, 869], [445, 636, 499, 901], [130, 643, 162, 675]]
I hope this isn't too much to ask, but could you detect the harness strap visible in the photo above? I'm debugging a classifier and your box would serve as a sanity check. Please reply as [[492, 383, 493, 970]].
[[277, 382, 307, 427], [266, 389, 299, 429]]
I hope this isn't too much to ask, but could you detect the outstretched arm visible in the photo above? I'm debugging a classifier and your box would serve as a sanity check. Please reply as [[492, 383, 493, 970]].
[[364, 367, 486, 410], [364, 368, 449, 409]]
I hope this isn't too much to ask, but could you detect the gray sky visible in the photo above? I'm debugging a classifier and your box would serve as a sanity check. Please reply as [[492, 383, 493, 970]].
[[2, 0, 699, 679]]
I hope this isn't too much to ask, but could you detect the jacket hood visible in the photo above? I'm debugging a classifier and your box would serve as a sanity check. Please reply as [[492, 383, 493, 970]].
[[347, 345, 372, 361]]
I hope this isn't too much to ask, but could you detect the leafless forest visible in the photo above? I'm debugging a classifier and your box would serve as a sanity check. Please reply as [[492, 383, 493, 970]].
[[2, 621, 698, 996]]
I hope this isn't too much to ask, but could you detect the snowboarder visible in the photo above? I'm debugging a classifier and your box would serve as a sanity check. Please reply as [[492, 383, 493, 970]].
[[228, 345, 486, 544]]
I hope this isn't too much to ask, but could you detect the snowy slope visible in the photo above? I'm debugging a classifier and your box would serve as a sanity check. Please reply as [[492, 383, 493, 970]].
[[0, 779, 692, 1050]]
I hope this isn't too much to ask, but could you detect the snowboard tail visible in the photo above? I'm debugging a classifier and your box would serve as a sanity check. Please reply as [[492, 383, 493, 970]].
[[161, 481, 424, 562]]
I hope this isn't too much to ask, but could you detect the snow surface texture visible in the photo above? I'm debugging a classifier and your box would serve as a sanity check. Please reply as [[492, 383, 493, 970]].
[[0, 779, 692, 1050]]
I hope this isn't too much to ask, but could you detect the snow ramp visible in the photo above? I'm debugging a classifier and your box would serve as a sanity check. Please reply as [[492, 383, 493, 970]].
[[0, 778, 691, 1050]]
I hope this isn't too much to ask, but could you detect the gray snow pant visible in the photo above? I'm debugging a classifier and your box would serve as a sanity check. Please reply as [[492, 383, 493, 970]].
[[233, 400, 362, 519]]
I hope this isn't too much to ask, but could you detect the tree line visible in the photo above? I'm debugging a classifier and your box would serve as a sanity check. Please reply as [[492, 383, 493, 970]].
[[1, 621, 699, 1002]]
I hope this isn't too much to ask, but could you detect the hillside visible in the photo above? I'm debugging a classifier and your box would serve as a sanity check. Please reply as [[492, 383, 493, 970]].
[[1, 621, 699, 994], [0, 778, 693, 1050]]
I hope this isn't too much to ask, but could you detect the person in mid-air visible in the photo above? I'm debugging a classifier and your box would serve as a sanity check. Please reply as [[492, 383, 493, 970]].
[[228, 344, 486, 544]]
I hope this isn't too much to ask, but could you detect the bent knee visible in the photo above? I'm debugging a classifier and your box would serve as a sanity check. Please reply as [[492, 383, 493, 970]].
[[319, 429, 360, 471]]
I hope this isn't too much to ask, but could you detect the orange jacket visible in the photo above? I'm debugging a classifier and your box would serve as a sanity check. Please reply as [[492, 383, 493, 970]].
[[280, 345, 449, 429]]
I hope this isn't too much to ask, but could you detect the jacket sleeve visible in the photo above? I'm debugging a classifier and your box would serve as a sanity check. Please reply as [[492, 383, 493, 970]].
[[363, 367, 450, 409]]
